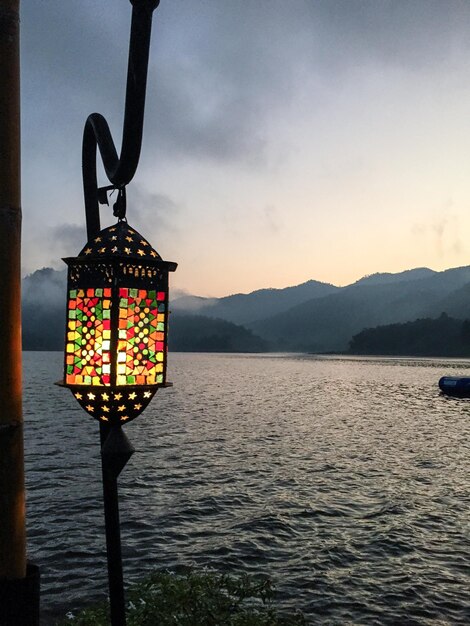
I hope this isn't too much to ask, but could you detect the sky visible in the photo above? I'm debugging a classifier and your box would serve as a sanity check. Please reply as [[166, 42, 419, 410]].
[[20, 0, 470, 297]]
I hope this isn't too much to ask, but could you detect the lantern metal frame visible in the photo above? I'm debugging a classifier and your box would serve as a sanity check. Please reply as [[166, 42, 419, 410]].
[[59, 220, 176, 426]]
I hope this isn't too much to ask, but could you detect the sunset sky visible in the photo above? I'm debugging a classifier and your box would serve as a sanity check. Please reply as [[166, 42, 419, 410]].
[[20, 0, 470, 297]]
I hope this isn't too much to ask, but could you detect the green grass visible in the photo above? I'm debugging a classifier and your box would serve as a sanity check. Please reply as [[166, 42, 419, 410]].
[[58, 570, 306, 625]]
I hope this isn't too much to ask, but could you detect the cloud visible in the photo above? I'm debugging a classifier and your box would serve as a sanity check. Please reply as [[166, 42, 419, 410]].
[[45, 223, 87, 260], [412, 205, 463, 259], [127, 187, 180, 237], [263, 205, 281, 235], [22, 0, 470, 173]]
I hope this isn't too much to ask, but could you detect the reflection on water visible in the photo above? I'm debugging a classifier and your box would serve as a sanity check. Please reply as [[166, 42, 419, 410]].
[[23, 352, 470, 624]]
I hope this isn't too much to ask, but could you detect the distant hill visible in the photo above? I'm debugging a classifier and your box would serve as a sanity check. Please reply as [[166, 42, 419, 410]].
[[22, 268, 66, 350], [169, 314, 268, 352], [348, 313, 470, 357], [248, 266, 470, 352], [20, 264, 470, 354], [170, 294, 218, 314], [20, 268, 268, 352], [353, 268, 436, 286], [172, 279, 339, 325]]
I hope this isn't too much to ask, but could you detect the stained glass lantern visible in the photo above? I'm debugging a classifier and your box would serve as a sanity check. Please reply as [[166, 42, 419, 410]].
[[59, 220, 177, 425]]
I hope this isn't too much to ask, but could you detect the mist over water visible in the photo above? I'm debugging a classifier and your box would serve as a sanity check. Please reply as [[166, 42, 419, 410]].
[[24, 352, 470, 624]]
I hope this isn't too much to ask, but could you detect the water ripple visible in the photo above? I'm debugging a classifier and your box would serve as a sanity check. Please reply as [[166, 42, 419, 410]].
[[23, 352, 470, 624]]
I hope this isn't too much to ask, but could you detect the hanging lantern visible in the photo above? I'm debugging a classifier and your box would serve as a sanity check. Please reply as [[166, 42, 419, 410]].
[[59, 220, 177, 425]]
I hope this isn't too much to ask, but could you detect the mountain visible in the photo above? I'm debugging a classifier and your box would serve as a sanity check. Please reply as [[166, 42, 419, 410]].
[[171, 279, 339, 325], [20, 264, 470, 353], [353, 268, 436, 286], [20, 268, 268, 352], [171, 295, 218, 314], [169, 314, 268, 352], [248, 266, 470, 352], [22, 268, 66, 350]]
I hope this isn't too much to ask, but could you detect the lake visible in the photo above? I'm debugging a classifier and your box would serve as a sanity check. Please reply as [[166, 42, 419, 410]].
[[23, 352, 470, 624]]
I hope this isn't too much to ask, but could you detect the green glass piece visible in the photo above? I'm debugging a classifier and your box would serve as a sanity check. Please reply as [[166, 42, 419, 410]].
[[120, 298, 128, 308], [158, 304, 165, 312], [69, 310, 76, 319], [156, 374, 163, 383], [84, 375, 91, 384], [69, 290, 77, 299], [148, 290, 156, 299], [130, 288, 138, 298], [95, 288, 103, 297], [127, 375, 136, 384], [67, 365, 74, 374], [103, 310, 111, 319], [157, 322, 164, 331]]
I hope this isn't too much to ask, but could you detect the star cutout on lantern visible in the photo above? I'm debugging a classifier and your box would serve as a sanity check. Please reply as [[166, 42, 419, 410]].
[[137, 249, 145, 257], [84, 248, 92, 255], [99, 247, 106, 254], [134, 403, 142, 410], [111, 235, 117, 241], [111, 246, 118, 253], [101, 415, 109, 421], [121, 415, 129, 421], [109, 227, 116, 232], [75, 392, 83, 400], [114, 392, 122, 400], [102, 393, 109, 401], [94, 237, 102, 242], [143, 391, 152, 398], [124, 247, 131, 254], [150, 251, 157, 257], [102, 406, 110, 412], [88, 392, 96, 400], [118, 405, 126, 411], [86, 405, 94, 412], [125, 236, 133, 242], [139, 240, 148, 246], [128, 392, 137, 400]]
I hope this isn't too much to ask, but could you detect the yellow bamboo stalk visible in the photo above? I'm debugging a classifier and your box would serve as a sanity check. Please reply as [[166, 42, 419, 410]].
[[0, 0, 27, 580]]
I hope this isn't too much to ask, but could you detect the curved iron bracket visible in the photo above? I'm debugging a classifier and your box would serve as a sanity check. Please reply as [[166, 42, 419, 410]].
[[82, 0, 160, 239]]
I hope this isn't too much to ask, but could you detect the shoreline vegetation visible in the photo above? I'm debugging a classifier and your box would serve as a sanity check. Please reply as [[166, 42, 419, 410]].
[[56, 570, 306, 626]]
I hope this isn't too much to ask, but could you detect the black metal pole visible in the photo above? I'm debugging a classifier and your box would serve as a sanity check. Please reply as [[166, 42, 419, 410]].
[[103, 475, 125, 626], [81, 2, 159, 625], [100, 425, 125, 626], [100, 426, 135, 626]]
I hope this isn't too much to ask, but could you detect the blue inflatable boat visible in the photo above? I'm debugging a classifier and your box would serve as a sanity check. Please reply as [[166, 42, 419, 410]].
[[438, 376, 470, 398]]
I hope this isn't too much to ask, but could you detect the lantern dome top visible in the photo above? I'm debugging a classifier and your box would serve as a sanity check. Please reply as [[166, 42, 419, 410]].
[[78, 221, 162, 262]]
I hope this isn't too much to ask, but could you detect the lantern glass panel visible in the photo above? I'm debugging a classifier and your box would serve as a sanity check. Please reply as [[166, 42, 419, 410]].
[[116, 287, 166, 386], [65, 287, 112, 386]]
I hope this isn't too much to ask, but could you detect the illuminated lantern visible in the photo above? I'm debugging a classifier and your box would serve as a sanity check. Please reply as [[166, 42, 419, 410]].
[[60, 220, 177, 424]]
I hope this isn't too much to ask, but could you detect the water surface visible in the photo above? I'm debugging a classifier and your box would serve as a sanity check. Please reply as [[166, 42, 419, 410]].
[[23, 352, 470, 624]]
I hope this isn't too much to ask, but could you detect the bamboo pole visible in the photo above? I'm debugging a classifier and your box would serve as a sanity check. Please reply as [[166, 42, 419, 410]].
[[0, 0, 27, 580]]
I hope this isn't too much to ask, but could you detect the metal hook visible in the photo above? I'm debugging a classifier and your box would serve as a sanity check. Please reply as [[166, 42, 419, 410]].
[[82, 0, 159, 240]]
